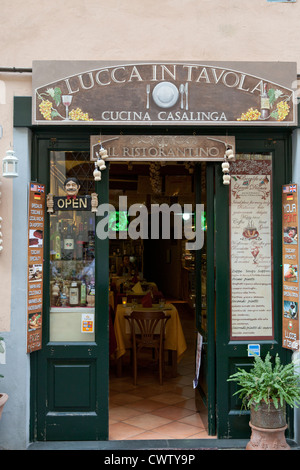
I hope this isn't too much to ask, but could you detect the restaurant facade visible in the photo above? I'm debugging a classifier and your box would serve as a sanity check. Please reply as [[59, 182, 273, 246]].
[[0, 57, 299, 449]]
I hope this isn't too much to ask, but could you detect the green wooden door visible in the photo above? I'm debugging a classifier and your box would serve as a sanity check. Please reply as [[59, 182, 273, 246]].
[[31, 136, 109, 441], [215, 134, 293, 439], [195, 163, 216, 435]]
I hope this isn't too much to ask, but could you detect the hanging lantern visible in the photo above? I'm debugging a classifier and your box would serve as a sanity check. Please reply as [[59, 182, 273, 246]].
[[222, 161, 230, 173], [2, 149, 18, 178], [223, 174, 231, 185], [93, 163, 101, 181], [99, 146, 108, 159], [225, 147, 235, 160], [97, 159, 106, 170]]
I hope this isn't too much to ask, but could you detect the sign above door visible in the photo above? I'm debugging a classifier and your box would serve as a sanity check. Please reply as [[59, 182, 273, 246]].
[[32, 61, 297, 126], [90, 134, 235, 162]]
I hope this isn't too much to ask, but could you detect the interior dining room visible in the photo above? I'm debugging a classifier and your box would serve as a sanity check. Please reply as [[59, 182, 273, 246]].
[[108, 161, 215, 441]]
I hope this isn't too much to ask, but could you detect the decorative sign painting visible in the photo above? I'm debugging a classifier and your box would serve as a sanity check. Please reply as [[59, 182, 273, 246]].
[[27, 183, 45, 353], [32, 61, 297, 126], [282, 184, 299, 351], [90, 135, 236, 162], [230, 156, 273, 340], [46, 176, 98, 213]]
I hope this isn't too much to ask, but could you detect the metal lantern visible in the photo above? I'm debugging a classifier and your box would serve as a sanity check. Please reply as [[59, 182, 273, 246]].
[[3, 149, 18, 178]]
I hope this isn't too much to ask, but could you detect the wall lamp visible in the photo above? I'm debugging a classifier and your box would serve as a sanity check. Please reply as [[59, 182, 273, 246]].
[[2, 149, 18, 178]]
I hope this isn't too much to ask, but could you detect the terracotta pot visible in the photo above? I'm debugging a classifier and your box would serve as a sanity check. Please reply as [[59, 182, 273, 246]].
[[250, 401, 286, 429], [247, 401, 290, 450], [250, 402, 286, 429], [246, 423, 290, 450], [0, 393, 8, 419]]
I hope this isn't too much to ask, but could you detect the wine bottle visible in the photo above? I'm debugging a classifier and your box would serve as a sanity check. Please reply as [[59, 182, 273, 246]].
[[53, 222, 61, 260], [261, 83, 270, 120], [76, 223, 84, 260], [80, 279, 87, 306], [69, 281, 79, 306], [63, 225, 74, 260]]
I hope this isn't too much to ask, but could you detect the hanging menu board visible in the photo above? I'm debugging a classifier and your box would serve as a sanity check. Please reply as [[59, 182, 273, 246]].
[[282, 184, 299, 351], [27, 183, 45, 353], [230, 156, 273, 340]]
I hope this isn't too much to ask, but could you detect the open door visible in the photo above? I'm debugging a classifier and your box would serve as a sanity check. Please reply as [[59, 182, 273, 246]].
[[32, 137, 109, 441], [195, 163, 216, 436], [215, 137, 293, 439]]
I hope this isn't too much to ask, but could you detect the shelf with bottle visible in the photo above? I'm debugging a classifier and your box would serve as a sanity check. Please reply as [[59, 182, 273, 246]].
[[181, 241, 195, 269], [50, 270, 95, 309], [50, 212, 95, 262], [109, 239, 143, 275], [49, 210, 96, 309]]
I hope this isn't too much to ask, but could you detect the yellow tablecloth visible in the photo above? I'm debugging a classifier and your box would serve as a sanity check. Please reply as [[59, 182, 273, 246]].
[[114, 303, 187, 362]]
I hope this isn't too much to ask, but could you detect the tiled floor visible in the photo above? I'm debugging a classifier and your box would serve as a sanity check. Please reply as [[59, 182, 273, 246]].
[[109, 302, 217, 441]]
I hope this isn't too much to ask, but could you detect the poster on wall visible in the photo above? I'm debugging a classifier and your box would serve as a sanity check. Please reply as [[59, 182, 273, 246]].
[[282, 184, 299, 351], [230, 157, 273, 340], [27, 183, 45, 353]]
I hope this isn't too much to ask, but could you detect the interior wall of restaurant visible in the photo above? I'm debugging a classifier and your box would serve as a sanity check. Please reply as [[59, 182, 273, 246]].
[[143, 238, 181, 299]]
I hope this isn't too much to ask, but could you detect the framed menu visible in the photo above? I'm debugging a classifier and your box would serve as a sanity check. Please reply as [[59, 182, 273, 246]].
[[230, 155, 273, 340], [27, 183, 45, 353], [282, 184, 299, 351]]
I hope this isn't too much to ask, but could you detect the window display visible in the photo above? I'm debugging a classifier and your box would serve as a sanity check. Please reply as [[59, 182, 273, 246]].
[[49, 151, 96, 341]]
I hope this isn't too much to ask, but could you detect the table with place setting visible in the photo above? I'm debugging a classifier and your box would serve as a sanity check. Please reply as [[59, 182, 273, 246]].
[[113, 301, 187, 377]]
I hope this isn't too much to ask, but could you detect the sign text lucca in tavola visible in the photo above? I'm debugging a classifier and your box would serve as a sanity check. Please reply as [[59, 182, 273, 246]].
[[32, 61, 297, 126]]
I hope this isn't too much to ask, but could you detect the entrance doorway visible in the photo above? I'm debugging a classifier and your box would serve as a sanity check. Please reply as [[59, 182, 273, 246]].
[[108, 161, 216, 440]]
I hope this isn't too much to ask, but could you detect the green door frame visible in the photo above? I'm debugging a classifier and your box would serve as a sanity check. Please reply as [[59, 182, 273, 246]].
[[19, 108, 293, 441], [30, 133, 109, 441], [215, 131, 294, 439], [195, 162, 216, 436]]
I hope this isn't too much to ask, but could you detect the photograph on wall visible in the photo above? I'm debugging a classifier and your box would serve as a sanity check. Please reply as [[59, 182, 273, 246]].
[[283, 300, 298, 320], [282, 183, 299, 351], [27, 182, 45, 353], [283, 264, 298, 282]]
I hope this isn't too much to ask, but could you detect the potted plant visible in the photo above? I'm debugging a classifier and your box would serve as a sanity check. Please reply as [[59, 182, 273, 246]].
[[0, 337, 8, 420], [228, 352, 300, 450]]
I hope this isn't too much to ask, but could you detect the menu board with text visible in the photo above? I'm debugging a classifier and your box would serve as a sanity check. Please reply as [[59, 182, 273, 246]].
[[282, 184, 299, 351], [27, 183, 45, 353], [230, 157, 273, 340]]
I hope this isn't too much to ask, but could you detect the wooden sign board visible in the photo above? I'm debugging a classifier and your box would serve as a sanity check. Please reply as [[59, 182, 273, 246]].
[[282, 184, 299, 351], [32, 61, 297, 126], [90, 135, 235, 162], [27, 183, 45, 353]]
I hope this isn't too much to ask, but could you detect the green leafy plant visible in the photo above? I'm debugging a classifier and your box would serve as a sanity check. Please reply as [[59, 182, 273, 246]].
[[228, 352, 300, 410]]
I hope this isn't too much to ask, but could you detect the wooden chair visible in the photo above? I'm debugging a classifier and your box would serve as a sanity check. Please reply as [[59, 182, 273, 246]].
[[125, 310, 171, 385]]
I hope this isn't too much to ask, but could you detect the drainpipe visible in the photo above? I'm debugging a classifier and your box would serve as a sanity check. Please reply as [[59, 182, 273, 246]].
[[0, 67, 32, 73]]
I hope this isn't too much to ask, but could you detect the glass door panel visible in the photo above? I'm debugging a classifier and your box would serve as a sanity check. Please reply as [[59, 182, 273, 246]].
[[49, 150, 96, 342]]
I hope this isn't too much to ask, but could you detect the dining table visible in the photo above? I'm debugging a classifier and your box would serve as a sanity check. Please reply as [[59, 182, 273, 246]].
[[113, 302, 187, 378]]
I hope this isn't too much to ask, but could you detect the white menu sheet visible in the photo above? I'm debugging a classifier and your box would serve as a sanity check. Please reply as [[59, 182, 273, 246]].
[[230, 156, 273, 339]]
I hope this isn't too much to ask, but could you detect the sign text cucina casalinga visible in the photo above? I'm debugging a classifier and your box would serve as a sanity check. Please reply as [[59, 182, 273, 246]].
[[32, 61, 297, 126]]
